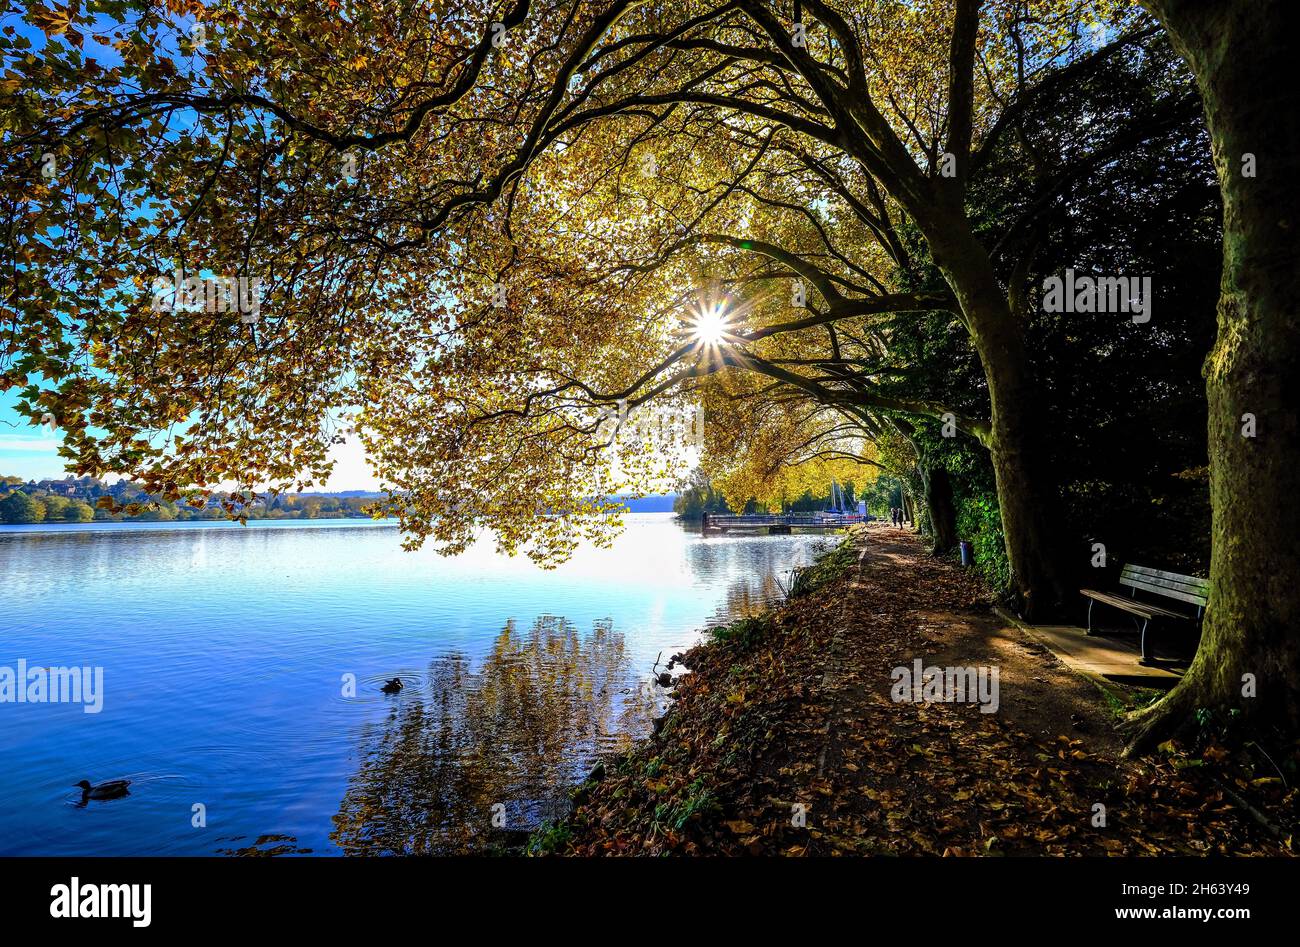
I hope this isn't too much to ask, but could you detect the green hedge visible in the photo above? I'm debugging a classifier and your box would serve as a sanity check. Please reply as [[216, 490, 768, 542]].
[[956, 493, 1011, 595]]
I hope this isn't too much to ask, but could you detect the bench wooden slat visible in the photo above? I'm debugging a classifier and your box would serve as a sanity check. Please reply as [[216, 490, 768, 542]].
[[1122, 564, 1211, 587], [1079, 589, 1192, 620], [1118, 567, 1206, 587], [1120, 566, 1209, 595], [1125, 578, 1209, 602], [1120, 571, 1209, 595], [1118, 564, 1210, 606], [1121, 573, 1209, 595], [1080, 589, 1153, 617], [1119, 576, 1209, 607]]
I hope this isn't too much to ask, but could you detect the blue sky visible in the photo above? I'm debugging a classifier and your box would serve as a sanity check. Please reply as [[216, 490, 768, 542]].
[[0, 389, 382, 489], [0, 393, 67, 481], [1, 10, 115, 480]]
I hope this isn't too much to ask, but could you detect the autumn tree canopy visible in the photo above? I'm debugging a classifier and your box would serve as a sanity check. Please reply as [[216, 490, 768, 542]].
[[3, 0, 1173, 573]]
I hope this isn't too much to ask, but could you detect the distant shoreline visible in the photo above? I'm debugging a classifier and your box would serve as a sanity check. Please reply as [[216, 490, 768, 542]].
[[0, 510, 683, 537], [0, 516, 403, 536]]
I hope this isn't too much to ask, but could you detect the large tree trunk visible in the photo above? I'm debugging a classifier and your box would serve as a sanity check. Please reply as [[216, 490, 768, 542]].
[[1126, 0, 1300, 752], [927, 222, 1070, 620], [981, 339, 1069, 620], [923, 464, 958, 556]]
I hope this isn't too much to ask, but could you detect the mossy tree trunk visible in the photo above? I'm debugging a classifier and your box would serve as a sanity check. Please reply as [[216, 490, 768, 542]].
[[926, 219, 1070, 620], [1126, 0, 1300, 751]]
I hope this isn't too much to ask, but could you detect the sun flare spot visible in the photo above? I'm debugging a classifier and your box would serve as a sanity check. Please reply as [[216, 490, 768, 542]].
[[690, 303, 731, 346]]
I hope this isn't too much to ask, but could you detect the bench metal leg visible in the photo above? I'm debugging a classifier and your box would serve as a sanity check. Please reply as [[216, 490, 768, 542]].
[[1086, 599, 1095, 635], [1138, 618, 1152, 664]]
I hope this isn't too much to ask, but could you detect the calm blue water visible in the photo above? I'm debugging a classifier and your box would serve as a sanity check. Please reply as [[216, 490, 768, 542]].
[[0, 514, 831, 855]]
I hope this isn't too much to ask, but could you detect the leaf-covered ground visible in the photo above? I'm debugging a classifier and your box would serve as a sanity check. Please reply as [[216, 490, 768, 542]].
[[553, 526, 1298, 856]]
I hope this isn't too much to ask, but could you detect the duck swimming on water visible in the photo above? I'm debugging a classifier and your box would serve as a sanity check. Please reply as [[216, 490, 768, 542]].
[[75, 779, 130, 801], [381, 678, 403, 694]]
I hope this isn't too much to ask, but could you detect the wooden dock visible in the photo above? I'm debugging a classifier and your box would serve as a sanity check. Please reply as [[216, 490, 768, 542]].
[[701, 512, 870, 535]]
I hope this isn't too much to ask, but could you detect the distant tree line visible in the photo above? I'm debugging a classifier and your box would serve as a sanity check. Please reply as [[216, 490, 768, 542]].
[[0, 476, 382, 525], [674, 477, 869, 520], [0, 489, 93, 524]]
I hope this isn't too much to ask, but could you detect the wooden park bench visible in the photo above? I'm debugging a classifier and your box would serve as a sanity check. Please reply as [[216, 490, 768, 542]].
[[1079, 564, 1209, 665]]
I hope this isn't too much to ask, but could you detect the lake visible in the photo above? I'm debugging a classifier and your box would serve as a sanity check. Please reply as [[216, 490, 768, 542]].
[[0, 514, 833, 855]]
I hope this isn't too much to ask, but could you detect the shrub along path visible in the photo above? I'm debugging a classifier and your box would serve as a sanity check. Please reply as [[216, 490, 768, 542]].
[[557, 526, 1295, 855]]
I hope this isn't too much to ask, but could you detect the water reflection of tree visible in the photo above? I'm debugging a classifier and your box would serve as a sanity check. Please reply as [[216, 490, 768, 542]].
[[332, 616, 655, 855], [692, 536, 835, 626], [714, 572, 786, 623]]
